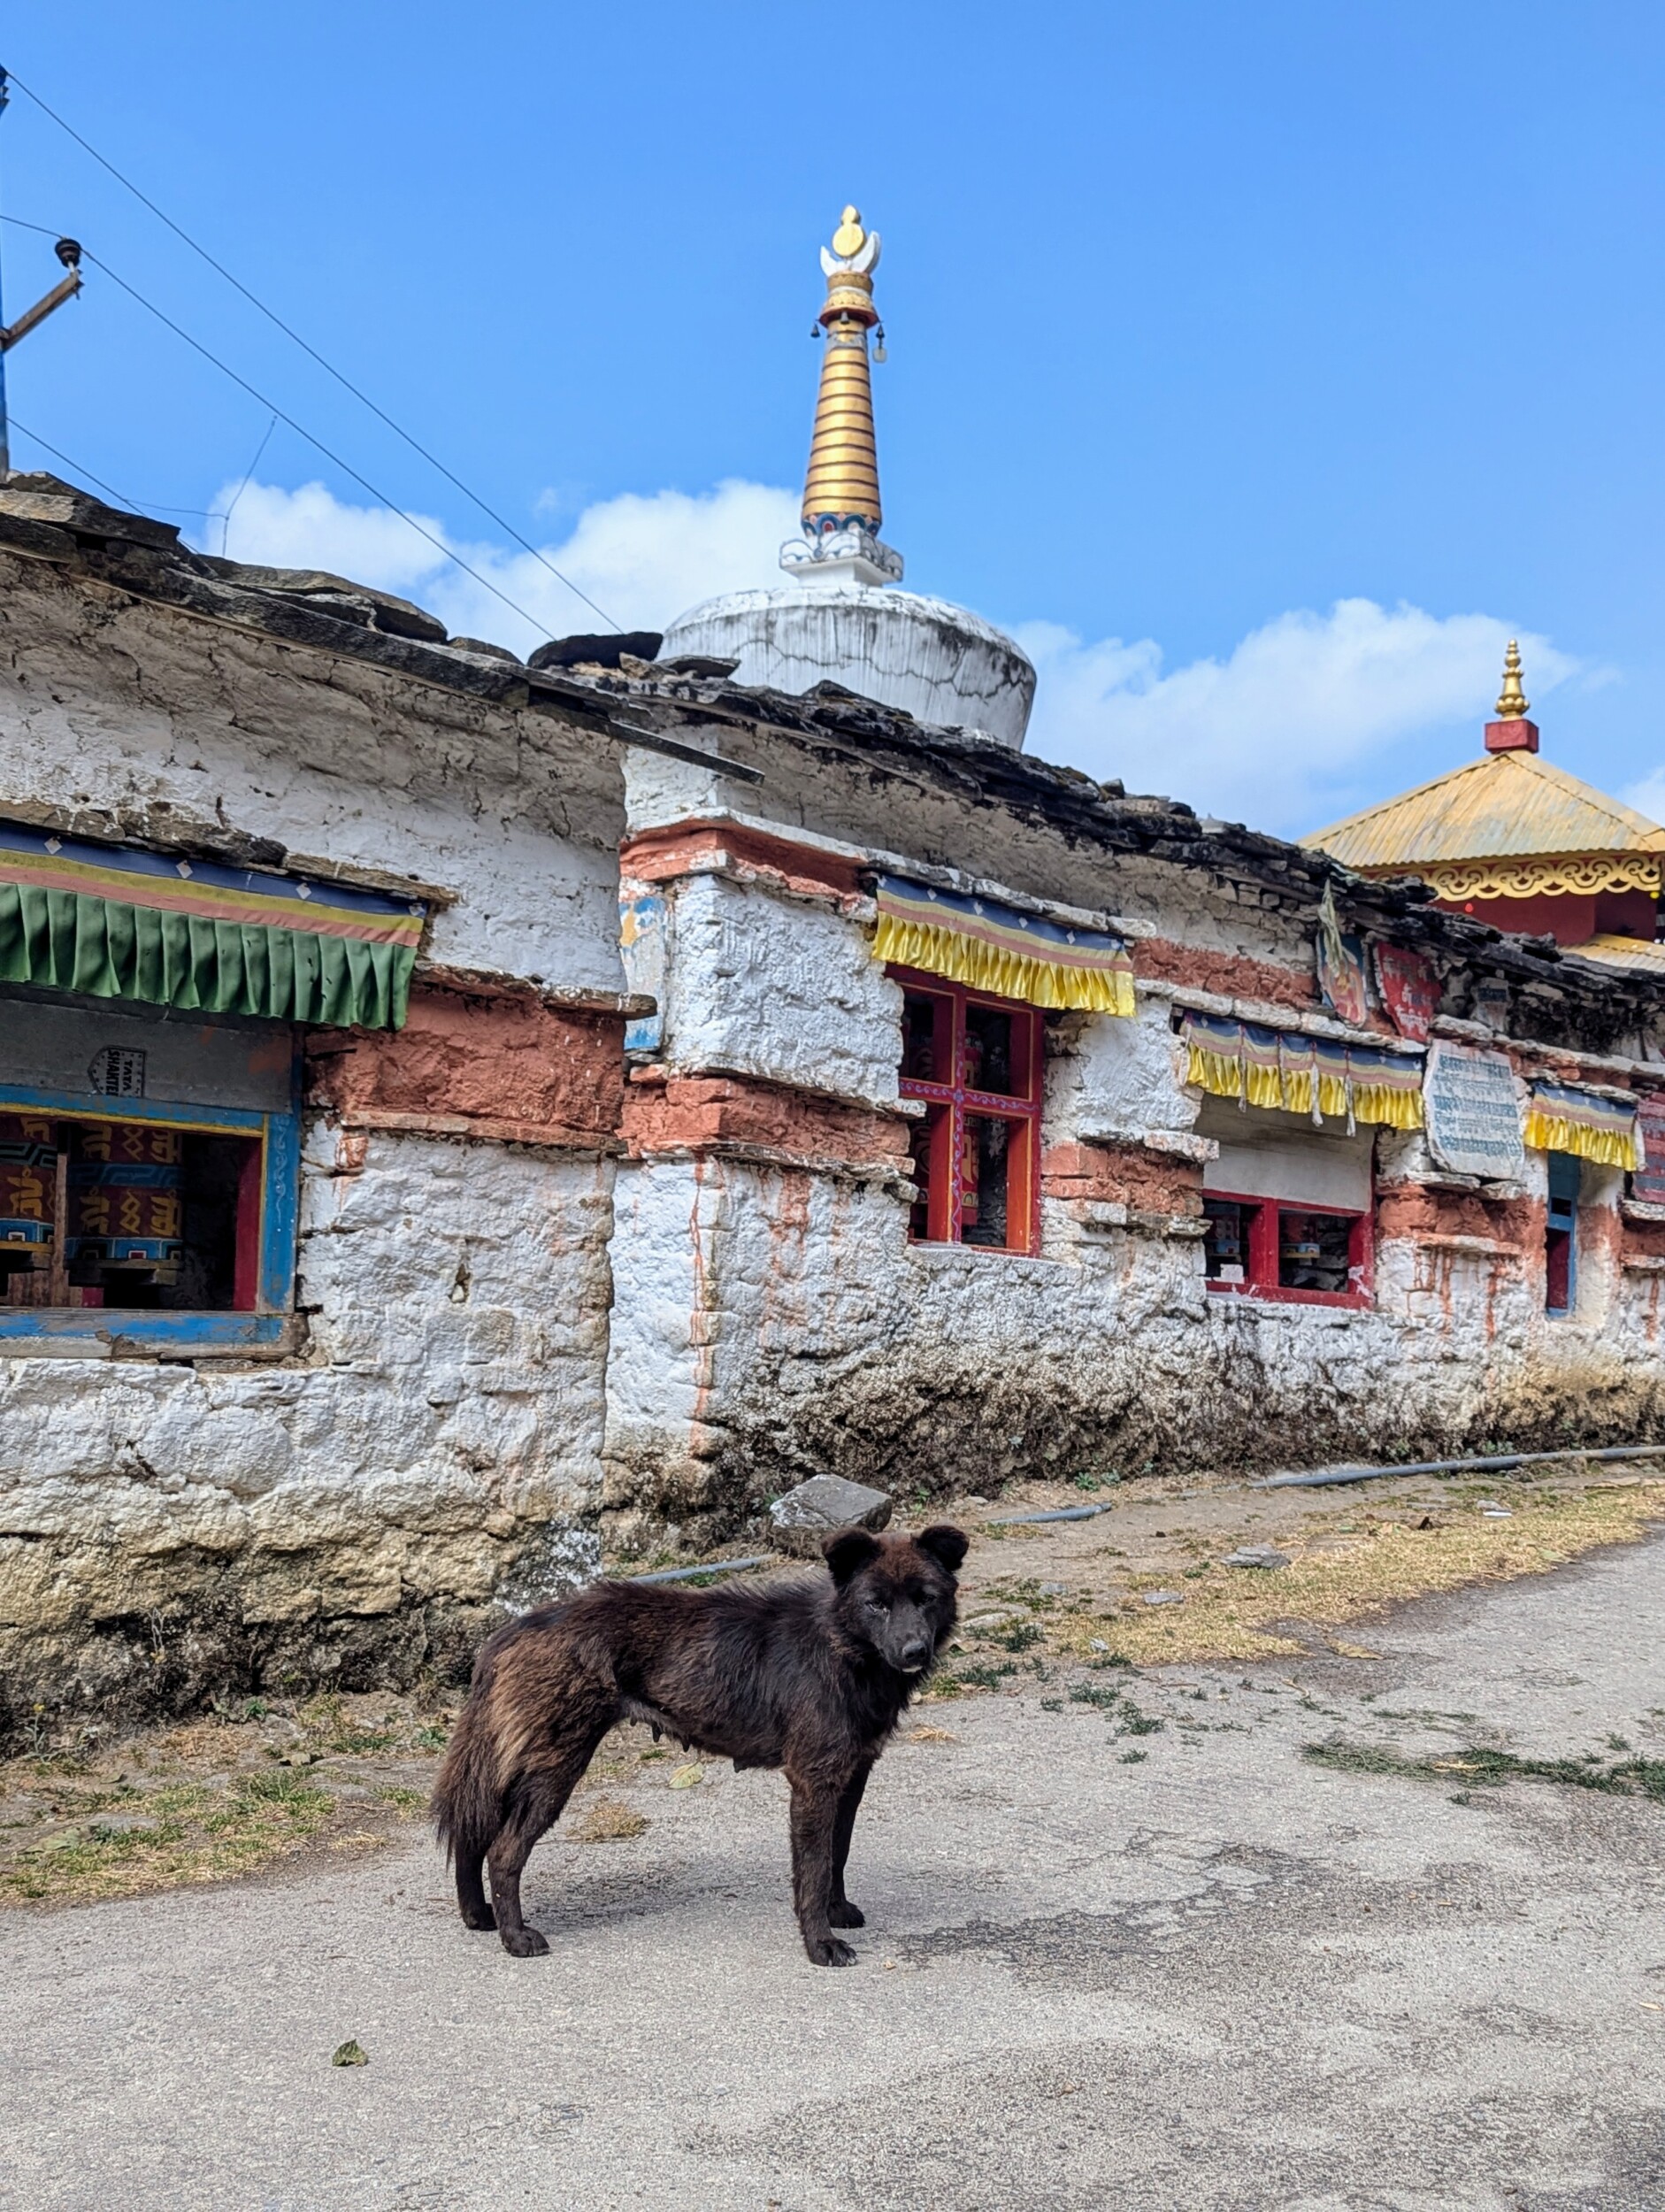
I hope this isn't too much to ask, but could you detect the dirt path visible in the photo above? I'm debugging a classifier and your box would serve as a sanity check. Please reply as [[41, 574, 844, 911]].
[[4, 1463, 1658, 1911], [2, 1490, 1663, 2208]]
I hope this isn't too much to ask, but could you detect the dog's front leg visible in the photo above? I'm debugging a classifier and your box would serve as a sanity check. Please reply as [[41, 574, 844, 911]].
[[827, 1759, 872, 1930], [787, 1775, 852, 1966]]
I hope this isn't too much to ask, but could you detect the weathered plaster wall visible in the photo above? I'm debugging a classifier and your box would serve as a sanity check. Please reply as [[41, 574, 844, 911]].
[[600, 856, 1665, 1552], [0, 1126, 612, 1734], [619, 746, 1319, 975], [0, 565, 633, 1737], [657, 871, 903, 1109], [0, 556, 625, 992]]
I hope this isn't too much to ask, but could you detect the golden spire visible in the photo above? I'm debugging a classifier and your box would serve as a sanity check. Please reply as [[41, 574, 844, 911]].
[[779, 207, 902, 584], [803, 206, 883, 535], [1495, 639, 1531, 720]]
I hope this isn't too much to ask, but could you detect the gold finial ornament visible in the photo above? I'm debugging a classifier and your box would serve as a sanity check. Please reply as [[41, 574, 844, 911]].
[[1496, 639, 1531, 720], [802, 204, 885, 535]]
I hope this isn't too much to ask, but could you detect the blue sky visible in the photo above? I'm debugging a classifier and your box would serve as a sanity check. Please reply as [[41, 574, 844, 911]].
[[5, 4, 1664, 834]]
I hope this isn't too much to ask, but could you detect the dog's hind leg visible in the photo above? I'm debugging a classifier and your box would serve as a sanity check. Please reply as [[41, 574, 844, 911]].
[[827, 1759, 873, 1931], [488, 1729, 603, 1959], [454, 1838, 495, 1932]]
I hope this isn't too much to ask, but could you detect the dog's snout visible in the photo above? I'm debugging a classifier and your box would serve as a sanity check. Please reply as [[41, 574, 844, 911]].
[[900, 1637, 931, 1671]]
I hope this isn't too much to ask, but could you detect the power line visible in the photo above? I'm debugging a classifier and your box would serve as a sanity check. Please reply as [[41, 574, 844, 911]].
[[6, 415, 138, 508], [2, 67, 619, 628], [79, 242, 560, 640], [220, 412, 277, 557], [0, 213, 563, 634], [9, 413, 228, 523]]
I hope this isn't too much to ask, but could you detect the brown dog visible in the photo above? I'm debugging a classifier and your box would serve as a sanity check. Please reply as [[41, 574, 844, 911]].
[[432, 1523, 968, 1964]]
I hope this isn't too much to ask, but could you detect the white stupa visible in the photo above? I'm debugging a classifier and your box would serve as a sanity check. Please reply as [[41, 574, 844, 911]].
[[659, 207, 1036, 752]]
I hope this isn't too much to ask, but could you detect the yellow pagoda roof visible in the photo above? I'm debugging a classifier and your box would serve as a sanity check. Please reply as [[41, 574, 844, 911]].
[[1306, 749, 1665, 874], [1562, 932, 1665, 974]]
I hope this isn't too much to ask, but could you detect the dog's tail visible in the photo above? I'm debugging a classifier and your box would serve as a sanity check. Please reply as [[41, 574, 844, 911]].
[[431, 1686, 504, 1869]]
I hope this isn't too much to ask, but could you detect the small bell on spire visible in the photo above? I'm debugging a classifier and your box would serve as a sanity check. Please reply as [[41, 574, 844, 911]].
[[1495, 640, 1531, 721]]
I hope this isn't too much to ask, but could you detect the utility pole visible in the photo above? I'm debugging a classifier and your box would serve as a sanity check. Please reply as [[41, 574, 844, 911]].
[[0, 69, 87, 476]]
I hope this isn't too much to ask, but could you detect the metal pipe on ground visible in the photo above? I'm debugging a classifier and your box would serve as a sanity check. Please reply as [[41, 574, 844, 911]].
[[1253, 1442, 1665, 1491], [986, 1502, 1117, 1526], [625, 1555, 773, 1586]]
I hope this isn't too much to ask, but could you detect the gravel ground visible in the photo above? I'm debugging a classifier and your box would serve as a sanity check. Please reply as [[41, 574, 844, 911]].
[[4, 1532, 1664, 2210]]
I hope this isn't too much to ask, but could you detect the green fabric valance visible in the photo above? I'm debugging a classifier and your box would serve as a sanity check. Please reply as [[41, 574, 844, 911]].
[[0, 825, 426, 1031]]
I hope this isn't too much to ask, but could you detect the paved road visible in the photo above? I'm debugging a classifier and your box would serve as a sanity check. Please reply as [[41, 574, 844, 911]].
[[6, 1540, 1665, 2210]]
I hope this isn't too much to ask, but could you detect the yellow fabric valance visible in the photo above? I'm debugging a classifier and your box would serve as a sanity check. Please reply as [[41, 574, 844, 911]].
[[873, 875, 1134, 1016], [1522, 1080, 1643, 1171], [1182, 1013, 1424, 1132]]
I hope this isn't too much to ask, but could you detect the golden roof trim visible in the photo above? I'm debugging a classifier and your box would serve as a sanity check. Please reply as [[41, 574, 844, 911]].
[[1563, 932, 1665, 973], [1357, 852, 1662, 902]]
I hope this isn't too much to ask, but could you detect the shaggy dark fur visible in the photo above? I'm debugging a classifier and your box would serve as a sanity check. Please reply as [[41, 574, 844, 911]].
[[432, 1524, 968, 1965]]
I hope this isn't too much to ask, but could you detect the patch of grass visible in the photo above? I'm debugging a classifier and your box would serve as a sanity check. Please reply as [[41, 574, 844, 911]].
[[983, 1578, 1060, 1614], [3, 1770, 335, 1907], [374, 1786, 426, 1810], [1303, 1739, 1665, 1805], [573, 1797, 648, 1844], [928, 1660, 1017, 1698], [1067, 1681, 1163, 1738], [1048, 1482, 1665, 1669], [1067, 1682, 1123, 1711], [981, 1621, 1043, 1655]]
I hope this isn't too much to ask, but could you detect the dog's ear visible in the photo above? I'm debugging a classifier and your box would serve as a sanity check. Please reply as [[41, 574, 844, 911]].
[[824, 1527, 883, 1586], [916, 1524, 970, 1575]]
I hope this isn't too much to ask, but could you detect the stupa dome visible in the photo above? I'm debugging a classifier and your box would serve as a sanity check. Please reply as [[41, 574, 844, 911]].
[[660, 206, 1035, 751]]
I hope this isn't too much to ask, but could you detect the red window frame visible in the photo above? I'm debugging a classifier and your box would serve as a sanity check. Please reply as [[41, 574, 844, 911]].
[[1202, 1189, 1374, 1309], [892, 966, 1044, 1256]]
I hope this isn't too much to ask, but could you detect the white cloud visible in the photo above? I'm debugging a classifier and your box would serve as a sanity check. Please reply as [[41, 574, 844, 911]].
[[202, 477, 801, 655], [198, 481, 1582, 841], [1623, 769, 1665, 826], [1016, 600, 1577, 835]]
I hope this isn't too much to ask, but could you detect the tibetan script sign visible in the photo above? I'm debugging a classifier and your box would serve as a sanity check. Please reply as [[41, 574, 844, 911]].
[[1423, 1042, 1525, 1180], [1633, 1093, 1665, 1203], [1372, 944, 1439, 1043]]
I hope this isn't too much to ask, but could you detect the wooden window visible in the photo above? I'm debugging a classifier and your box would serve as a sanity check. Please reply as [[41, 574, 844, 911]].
[[0, 1094, 298, 1355], [0, 1112, 267, 1313], [1545, 1150, 1580, 1317], [1202, 1192, 1373, 1308], [894, 968, 1044, 1256]]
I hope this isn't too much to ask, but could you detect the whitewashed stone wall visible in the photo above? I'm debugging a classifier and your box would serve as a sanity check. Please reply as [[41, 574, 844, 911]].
[[0, 559, 629, 1734], [0, 1127, 611, 1730], [602, 858, 1665, 1550], [0, 555, 625, 992], [658, 870, 902, 1108]]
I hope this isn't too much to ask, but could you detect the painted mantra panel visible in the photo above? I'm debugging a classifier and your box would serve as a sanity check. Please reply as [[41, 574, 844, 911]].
[[1423, 1042, 1526, 1179]]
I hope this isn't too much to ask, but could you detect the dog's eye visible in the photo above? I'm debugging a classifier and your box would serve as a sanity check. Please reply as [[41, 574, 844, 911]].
[[864, 1597, 889, 1615]]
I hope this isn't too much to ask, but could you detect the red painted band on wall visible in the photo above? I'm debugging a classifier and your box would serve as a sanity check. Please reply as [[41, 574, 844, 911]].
[[304, 981, 626, 1144], [623, 1072, 912, 1170]]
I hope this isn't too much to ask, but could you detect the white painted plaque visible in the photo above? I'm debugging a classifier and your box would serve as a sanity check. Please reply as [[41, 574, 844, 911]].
[[1423, 1042, 1525, 1179]]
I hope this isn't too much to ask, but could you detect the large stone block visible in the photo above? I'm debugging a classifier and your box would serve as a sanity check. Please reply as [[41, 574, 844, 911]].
[[769, 1472, 893, 1556]]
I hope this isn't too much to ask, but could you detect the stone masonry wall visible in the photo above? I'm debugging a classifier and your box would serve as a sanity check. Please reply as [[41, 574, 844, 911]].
[[599, 803, 1665, 1554], [0, 1126, 613, 1737], [0, 565, 629, 1738]]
